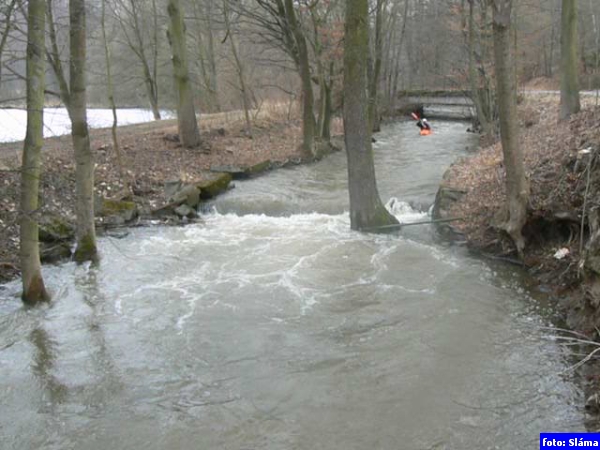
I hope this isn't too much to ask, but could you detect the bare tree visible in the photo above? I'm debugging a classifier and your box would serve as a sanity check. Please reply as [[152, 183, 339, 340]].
[[343, 0, 398, 231], [284, 0, 316, 157], [0, 0, 17, 90], [47, 0, 73, 113], [222, 0, 253, 137], [70, 0, 98, 263], [368, 0, 385, 132], [307, 0, 341, 142], [245, 0, 317, 158], [20, 0, 49, 304], [467, 0, 492, 136], [560, 0, 581, 120], [101, 0, 127, 187], [167, 0, 201, 148], [491, 0, 529, 254], [383, 0, 409, 112], [191, 0, 221, 112], [115, 0, 162, 119]]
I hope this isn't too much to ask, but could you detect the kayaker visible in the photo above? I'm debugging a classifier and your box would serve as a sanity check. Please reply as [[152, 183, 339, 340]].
[[411, 109, 432, 134], [416, 117, 431, 131]]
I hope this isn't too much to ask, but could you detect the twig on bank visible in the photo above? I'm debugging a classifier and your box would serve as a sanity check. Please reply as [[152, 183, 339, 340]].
[[580, 149, 596, 255]]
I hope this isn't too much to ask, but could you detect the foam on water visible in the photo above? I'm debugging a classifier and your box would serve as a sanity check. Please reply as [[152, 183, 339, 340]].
[[91, 203, 466, 335]]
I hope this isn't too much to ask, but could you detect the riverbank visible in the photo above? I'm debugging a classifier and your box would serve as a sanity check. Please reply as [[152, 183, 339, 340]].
[[436, 94, 598, 310], [0, 107, 342, 283], [433, 92, 600, 409]]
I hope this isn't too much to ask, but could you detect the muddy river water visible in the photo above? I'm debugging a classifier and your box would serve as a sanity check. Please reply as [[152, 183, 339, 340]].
[[0, 121, 586, 449]]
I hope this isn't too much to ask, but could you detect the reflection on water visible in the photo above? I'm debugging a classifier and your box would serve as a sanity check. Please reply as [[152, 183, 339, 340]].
[[0, 121, 587, 449], [30, 327, 69, 406]]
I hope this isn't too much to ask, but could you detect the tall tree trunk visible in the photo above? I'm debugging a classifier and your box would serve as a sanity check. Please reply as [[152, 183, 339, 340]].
[[321, 62, 334, 141], [46, 0, 72, 115], [151, 0, 159, 118], [101, 0, 126, 188], [309, 6, 327, 141], [344, 0, 398, 231], [284, 0, 316, 158], [381, 6, 397, 112], [167, 0, 201, 148], [125, 0, 161, 120], [389, 0, 409, 108], [468, 0, 491, 136], [206, 0, 220, 111], [191, 0, 219, 112], [223, 0, 252, 137], [492, 0, 529, 254], [20, 0, 49, 304], [143, 60, 161, 120], [560, 0, 581, 120], [549, 1, 557, 77], [368, 0, 384, 132], [70, 0, 98, 263]]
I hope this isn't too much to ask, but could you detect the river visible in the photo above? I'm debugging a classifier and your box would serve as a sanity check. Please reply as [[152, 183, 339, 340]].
[[0, 108, 174, 143], [0, 120, 585, 449]]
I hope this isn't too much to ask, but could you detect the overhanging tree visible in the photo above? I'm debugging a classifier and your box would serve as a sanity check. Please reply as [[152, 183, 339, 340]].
[[343, 0, 398, 231]]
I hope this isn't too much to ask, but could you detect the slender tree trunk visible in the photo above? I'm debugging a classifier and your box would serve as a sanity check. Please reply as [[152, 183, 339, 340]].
[[46, 0, 72, 115], [151, 0, 159, 117], [321, 62, 334, 141], [344, 0, 398, 231], [206, 0, 220, 111], [101, 0, 126, 187], [20, 0, 49, 304], [492, 0, 529, 254], [590, 0, 600, 104], [468, 0, 491, 135], [284, 0, 316, 158], [549, 0, 558, 77], [191, 0, 217, 112], [368, 0, 384, 132], [167, 0, 201, 148], [389, 0, 409, 107], [309, 7, 327, 141], [559, 0, 581, 120], [143, 61, 161, 120], [0, 0, 17, 90], [70, 0, 98, 263], [223, 0, 252, 137], [382, 7, 397, 111], [126, 0, 161, 120]]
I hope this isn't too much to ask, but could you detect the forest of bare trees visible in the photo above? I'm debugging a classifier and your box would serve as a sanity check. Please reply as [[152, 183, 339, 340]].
[[1, 0, 600, 116]]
